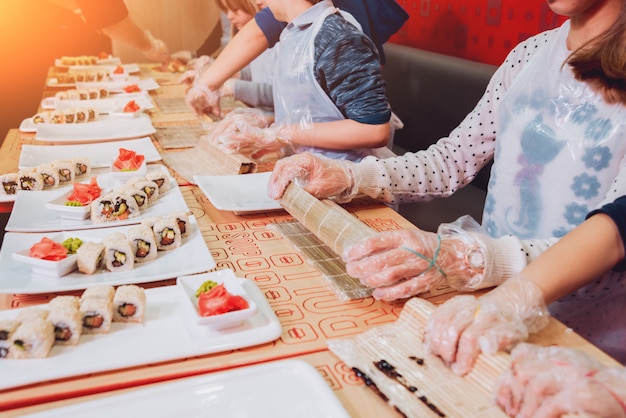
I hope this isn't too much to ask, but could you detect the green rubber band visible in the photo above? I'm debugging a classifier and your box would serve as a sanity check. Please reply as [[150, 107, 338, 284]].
[[401, 235, 447, 278]]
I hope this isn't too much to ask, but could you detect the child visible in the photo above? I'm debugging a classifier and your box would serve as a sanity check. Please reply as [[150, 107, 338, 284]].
[[188, 0, 391, 161]]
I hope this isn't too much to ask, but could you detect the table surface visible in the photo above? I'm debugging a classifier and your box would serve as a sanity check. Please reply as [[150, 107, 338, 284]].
[[0, 63, 618, 417]]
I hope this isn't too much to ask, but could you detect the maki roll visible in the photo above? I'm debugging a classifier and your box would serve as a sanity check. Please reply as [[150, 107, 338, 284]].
[[8, 317, 55, 359], [76, 241, 105, 274], [91, 192, 140, 223], [53, 160, 76, 185], [127, 224, 157, 263], [74, 108, 88, 123], [18, 168, 44, 191], [49, 110, 66, 124], [86, 108, 97, 121], [103, 232, 135, 272], [32, 111, 51, 124], [48, 295, 80, 311], [0, 173, 19, 196], [80, 298, 113, 334], [145, 171, 170, 194], [76, 88, 89, 100], [113, 285, 146, 323], [47, 304, 82, 346], [73, 157, 91, 179], [37, 163, 60, 189], [82, 284, 115, 302], [153, 216, 182, 251], [54, 91, 68, 101], [132, 179, 159, 204], [66, 89, 80, 100], [122, 186, 149, 211], [63, 108, 76, 124], [15, 307, 49, 322], [0, 320, 19, 359]]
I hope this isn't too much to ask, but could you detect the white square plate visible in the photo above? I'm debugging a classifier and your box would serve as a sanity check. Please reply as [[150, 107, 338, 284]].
[[21, 360, 349, 418], [19, 137, 161, 169], [194, 172, 283, 214], [0, 216, 214, 294], [0, 282, 282, 391], [5, 166, 186, 232], [177, 270, 258, 329], [11, 232, 79, 277]]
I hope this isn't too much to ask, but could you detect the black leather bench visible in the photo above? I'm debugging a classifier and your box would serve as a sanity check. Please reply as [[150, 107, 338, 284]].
[[382, 43, 497, 232]]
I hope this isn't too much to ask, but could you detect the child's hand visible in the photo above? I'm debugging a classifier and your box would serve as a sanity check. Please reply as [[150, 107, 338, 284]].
[[185, 84, 221, 117]]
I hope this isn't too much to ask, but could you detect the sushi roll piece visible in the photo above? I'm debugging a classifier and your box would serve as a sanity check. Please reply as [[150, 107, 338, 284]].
[[153, 216, 182, 251], [8, 318, 55, 359], [90, 192, 140, 223], [66, 89, 80, 100], [81, 284, 115, 302], [79, 298, 113, 335], [54, 91, 68, 101], [87, 87, 100, 100], [131, 179, 159, 204], [32, 111, 51, 124], [171, 211, 190, 238], [74, 108, 88, 123], [48, 305, 82, 346], [127, 224, 157, 263], [113, 285, 146, 323], [18, 168, 44, 191], [48, 295, 80, 311], [0, 173, 19, 196], [98, 87, 109, 98], [145, 171, 170, 194], [76, 241, 105, 274], [103, 232, 135, 272], [0, 320, 19, 359], [76, 88, 89, 100], [63, 108, 76, 123], [86, 108, 97, 121], [49, 110, 66, 124], [15, 307, 49, 322], [53, 160, 76, 185], [73, 157, 91, 179], [37, 163, 60, 189], [122, 186, 149, 211]]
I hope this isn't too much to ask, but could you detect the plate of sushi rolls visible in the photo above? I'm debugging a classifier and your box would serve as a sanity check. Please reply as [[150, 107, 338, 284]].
[[0, 213, 214, 293]]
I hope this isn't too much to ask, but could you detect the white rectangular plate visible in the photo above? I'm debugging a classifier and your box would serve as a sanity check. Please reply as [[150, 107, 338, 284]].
[[66, 63, 140, 73], [22, 360, 348, 418], [5, 167, 186, 232], [54, 57, 122, 67], [75, 76, 160, 92], [42, 94, 153, 114], [0, 281, 282, 391], [26, 115, 156, 143], [0, 216, 214, 294], [19, 137, 161, 169], [194, 172, 283, 214]]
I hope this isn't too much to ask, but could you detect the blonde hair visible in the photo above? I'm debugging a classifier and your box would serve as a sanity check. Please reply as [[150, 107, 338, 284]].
[[567, 2, 626, 105], [215, 0, 259, 15]]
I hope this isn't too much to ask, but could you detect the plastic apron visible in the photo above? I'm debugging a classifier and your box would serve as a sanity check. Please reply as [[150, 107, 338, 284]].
[[273, 1, 371, 161], [482, 21, 626, 362]]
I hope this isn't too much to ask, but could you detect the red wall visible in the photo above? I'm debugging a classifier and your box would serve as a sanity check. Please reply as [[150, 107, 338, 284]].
[[390, 0, 568, 66]]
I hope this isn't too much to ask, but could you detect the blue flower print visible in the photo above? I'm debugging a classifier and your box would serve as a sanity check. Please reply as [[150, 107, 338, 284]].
[[564, 202, 588, 226], [484, 194, 495, 215], [529, 89, 547, 110], [571, 103, 598, 125], [512, 94, 529, 115], [586, 118, 612, 142], [552, 226, 571, 238], [582, 146, 611, 171], [571, 173, 600, 199]]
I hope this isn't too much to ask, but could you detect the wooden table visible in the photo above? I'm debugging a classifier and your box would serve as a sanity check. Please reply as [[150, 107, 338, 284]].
[[0, 64, 618, 417]]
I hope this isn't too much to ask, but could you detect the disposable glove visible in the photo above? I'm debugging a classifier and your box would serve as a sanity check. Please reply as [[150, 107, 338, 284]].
[[424, 274, 549, 376], [268, 152, 358, 203], [342, 215, 505, 301], [211, 122, 290, 160], [494, 343, 626, 418], [185, 82, 221, 117], [178, 55, 214, 86], [142, 30, 170, 63]]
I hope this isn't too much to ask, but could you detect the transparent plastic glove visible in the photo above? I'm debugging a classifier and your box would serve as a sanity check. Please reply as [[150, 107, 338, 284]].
[[170, 50, 195, 65], [342, 215, 501, 301], [185, 82, 221, 117], [178, 55, 215, 86], [207, 108, 272, 139], [268, 152, 358, 203], [424, 274, 549, 376], [494, 343, 626, 418], [211, 122, 289, 160], [142, 30, 170, 63]]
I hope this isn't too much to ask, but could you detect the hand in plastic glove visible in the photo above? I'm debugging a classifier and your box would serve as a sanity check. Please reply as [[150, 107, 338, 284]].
[[268, 152, 358, 203], [170, 50, 195, 65], [142, 30, 170, 63], [494, 343, 626, 418], [178, 55, 215, 87], [208, 108, 272, 138], [212, 122, 289, 160], [185, 83, 221, 117], [423, 274, 550, 376], [343, 215, 502, 301]]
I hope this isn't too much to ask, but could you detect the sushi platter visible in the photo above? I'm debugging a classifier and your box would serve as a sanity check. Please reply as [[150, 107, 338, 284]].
[[0, 216, 214, 293], [5, 167, 185, 232], [0, 280, 282, 390]]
